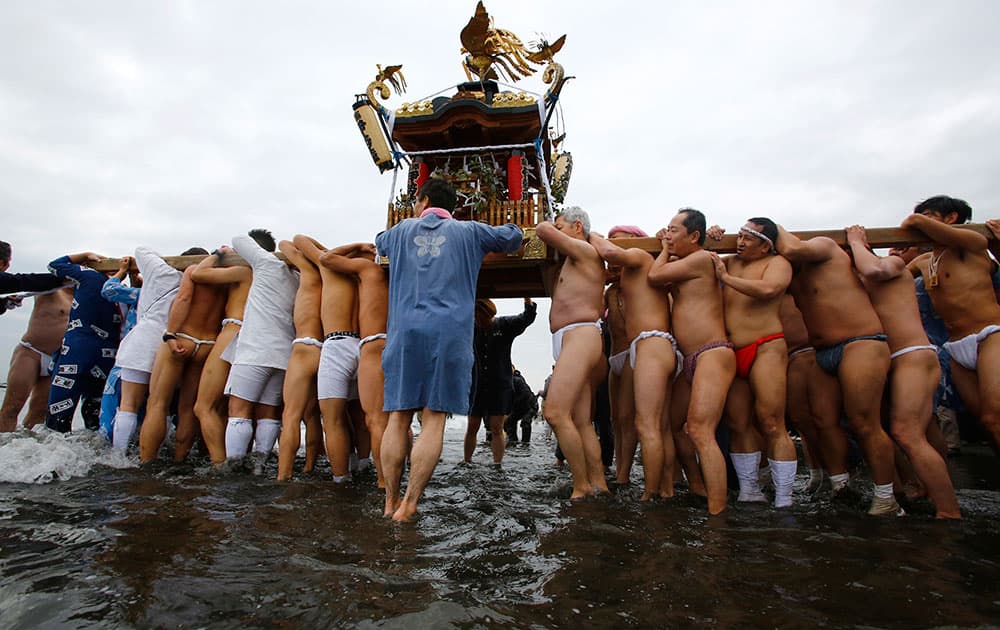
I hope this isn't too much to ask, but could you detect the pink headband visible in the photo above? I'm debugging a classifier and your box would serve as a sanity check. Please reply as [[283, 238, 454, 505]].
[[608, 225, 648, 237]]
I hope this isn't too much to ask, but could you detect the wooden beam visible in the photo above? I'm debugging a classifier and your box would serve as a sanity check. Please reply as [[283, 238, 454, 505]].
[[607, 223, 995, 255], [83, 223, 995, 298]]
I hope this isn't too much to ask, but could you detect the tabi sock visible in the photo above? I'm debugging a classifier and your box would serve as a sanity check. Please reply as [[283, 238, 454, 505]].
[[873, 483, 894, 500], [731, 451, 765, 500], [769, 458, 797, 508], [252, 418, 281, 454], [112, 410, 138, 450], [758, 461, 772, 488], [829, 472, 850, 492], [225, 417, 253, 458]]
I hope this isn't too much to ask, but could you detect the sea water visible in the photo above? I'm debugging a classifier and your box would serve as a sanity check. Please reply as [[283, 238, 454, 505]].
[[1, 420, 999, 628]]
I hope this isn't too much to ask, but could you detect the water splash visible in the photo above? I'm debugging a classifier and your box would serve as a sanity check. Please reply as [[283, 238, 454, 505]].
[[0, 427, 136, 484]]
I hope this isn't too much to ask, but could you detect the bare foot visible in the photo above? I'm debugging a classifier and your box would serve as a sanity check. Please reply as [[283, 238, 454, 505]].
[[391, 502, 417, 522], [570, 484, 595, 500], [383, 495, 401, 518]]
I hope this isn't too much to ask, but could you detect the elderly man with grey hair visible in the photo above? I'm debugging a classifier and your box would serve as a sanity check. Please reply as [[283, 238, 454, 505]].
[[535, 207, 610, 499]]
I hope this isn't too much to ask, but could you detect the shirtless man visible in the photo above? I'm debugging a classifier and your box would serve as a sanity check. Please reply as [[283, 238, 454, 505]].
[[295, 235, 364, 483], [779, 294, 826, 492], [319, 241, 390, 488], [846, 225, 960, 518], [648, 209, 735, 515], [275, 238, 325, 481], [138, 258, 227, 463], [0, 286, 73, 431], [776, 225, 900, 516], [709, 218, 797, 508], [190, 231, 266, 464], [590, 227, 681, 500], [224, 232, 298, 464], [603, 227, 637, 485], [536, 207, 610, 499], [902, 195, 1000, 451]]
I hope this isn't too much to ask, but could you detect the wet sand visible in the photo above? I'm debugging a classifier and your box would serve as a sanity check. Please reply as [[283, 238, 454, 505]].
[[1, 421, 999, 628]]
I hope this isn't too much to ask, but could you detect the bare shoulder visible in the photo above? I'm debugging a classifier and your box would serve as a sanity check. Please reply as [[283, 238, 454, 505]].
[[765, 254, 793, 272]]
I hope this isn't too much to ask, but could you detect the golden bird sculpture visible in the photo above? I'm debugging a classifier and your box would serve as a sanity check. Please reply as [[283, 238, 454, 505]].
[[526, 34, 566, 65], [366, 63, 407, 112], [460, 1, 538, 83], [527, 34, 567, 87]]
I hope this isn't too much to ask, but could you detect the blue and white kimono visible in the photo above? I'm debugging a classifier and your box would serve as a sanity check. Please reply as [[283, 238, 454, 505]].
[[98, 278, 141, 440], [45, 256, 122, 432], [376, 211, 522, 414]]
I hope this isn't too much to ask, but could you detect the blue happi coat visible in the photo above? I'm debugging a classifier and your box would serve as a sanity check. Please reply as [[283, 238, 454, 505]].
[[376, 212, 522, 414]]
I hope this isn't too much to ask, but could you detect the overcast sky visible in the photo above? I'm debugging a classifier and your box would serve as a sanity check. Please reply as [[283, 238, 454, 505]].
[[2, 1, 999, 391]]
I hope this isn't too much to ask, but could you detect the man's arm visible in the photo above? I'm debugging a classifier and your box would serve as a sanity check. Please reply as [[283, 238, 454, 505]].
[[710, 252, 792, 299], [985, 219, 1000, 263], [906, 252, 930, 278], [291, 234, 331, 267], [278, 239, 316, 273], [497, 298, 538, 336], [232, 234, 273, 269], [48, 252, 105, 283], [478, 223, 523, 255], [775, 226, 838, 264], [101, 278, 140, 306], [535, 221, 592, 261], [588, 233, 648, 269], [190, 247, 250, 285], [0, 270, 67, 295], [845, 226, 905, 282], [647, 228, 704, 285], [901, 213, 988, 253], [319, 242, 378, 275], [164, 268, 195, 356], [134, 246, 178, 280]]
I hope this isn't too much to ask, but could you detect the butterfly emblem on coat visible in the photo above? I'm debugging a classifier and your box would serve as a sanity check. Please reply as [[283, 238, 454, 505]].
[[414, 234, 446, 258]]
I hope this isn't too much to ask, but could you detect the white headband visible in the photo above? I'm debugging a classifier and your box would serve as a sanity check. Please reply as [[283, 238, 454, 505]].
[[739, 225, 774, 251]]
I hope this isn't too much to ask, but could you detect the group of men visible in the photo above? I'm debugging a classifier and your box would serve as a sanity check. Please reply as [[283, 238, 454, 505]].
[[539, 195, 999, 519], [2, 187, 998, 521]]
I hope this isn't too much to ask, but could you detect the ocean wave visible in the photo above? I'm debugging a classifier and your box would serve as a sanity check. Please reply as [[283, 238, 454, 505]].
[[0, 427, 137, 484]]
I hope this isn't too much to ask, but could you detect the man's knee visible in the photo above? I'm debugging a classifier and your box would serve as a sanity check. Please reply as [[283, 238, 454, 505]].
[[756, 414, 786, 439], [889, 421, 923, 448], [684, 421, 716, 448]]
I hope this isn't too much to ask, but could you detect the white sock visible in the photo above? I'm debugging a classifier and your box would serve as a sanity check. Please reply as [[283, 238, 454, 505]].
[[225, 417, 253, 458], [356, 456, 372, 472], [731, 451, 765, 499], [873, 482, 894, 499], [253, 418, 281, 455], [829, 472, 850, 491], [758, 461, 772, 487], [809, 468, 824, 482], [112, 410, 138, 450], [332, 474, 349, 483], [769, 458, 797, 508]]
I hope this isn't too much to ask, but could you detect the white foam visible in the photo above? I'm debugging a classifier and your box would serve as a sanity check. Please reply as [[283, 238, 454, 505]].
[[0, 426, 137, 484]]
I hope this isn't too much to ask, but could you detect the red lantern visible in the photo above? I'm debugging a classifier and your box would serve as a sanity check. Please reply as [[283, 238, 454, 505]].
[[507, 152, 523, 200], [415, 160, 430, 191]]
